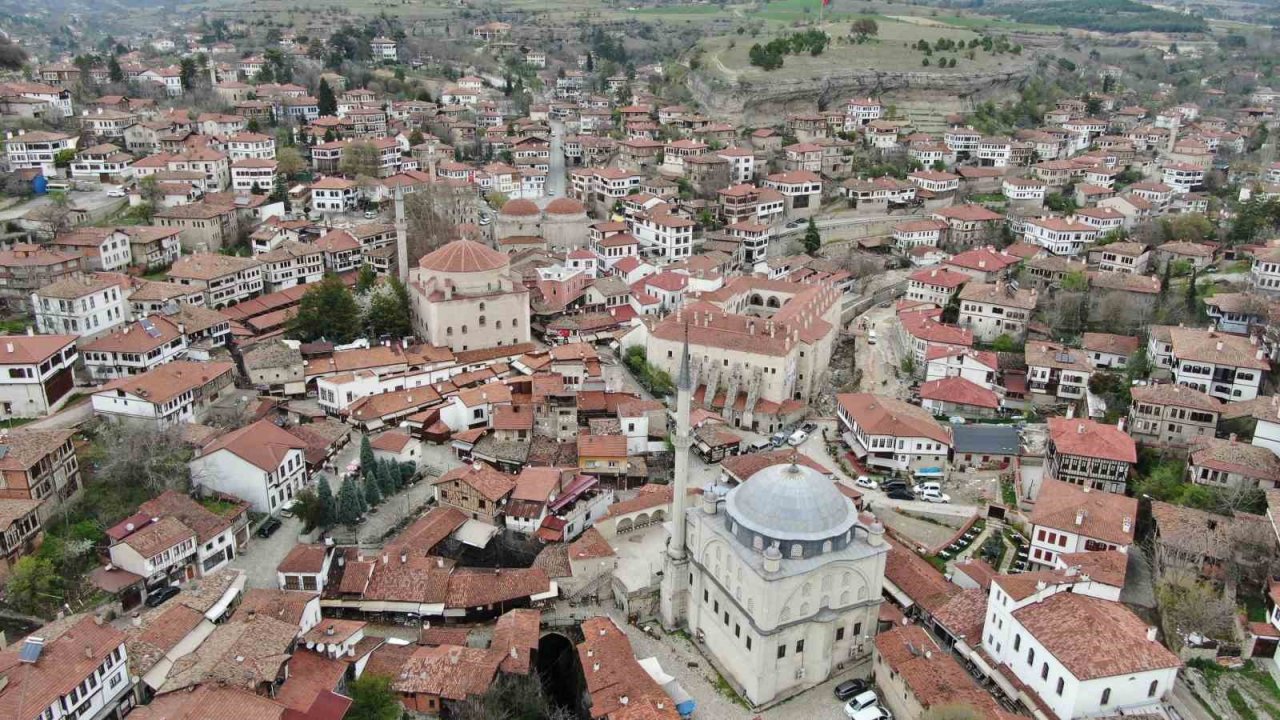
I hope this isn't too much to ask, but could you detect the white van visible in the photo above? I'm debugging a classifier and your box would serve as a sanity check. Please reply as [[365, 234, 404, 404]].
[[913, 481, 941, 495]]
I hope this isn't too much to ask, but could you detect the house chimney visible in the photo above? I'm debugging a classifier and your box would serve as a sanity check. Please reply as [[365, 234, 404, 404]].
[[1122, 516, 1132, 533], [592, 661, 600, 672], [1075, 509, 1085, 526], [1146, 626, 1158, 642], [326, 625, 335, 636], [1230, 433, 1237, 442], [1076, 423, 1084, 434], [381, 553, 388, 565], [619, 696, 629, 706], [1216, 341, 1223, 351], [400, 552, 407, 564], [132, 612, 142, 628]]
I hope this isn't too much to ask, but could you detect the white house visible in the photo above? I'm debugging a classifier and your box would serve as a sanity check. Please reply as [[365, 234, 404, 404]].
[[1168, 326, 1269, 402], [0, 333, 79, 420], [92, 360, 236, 428], [836, 392, 951, 475], [1027, 478, 1137, 568], [33, 274, 129, 338], [983, 575, 1180, 719], [0, 615, 133, 720], [189, 418, 309, 514]]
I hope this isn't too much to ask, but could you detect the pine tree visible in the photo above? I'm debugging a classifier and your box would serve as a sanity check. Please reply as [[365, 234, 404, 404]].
[[108, 56, 123, 84], [377, 459, 397, 496], [317, 78, 337, 116], [317, 475, 337, 527], [1185, 269, 1198, 317], [355, 478, 368, 514], [364, 476, 382, 506], [360, 434, 376, 477], [803, 217, 821, 256], [336, 476, 362, 525]]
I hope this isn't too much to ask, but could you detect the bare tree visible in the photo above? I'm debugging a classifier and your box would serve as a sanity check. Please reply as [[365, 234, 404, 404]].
[[404, 184, 474, 265], [1155, 568, 1236, 650], [84, 420, 195, 495]]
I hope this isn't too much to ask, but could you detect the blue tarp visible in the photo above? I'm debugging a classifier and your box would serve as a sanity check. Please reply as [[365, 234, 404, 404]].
[[913, 467, 944, 477]]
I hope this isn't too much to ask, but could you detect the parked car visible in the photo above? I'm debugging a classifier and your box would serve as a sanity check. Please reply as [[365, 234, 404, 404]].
[[787, 429, 809, 446], [920, 489, 951, 504], [770, 431, 789, 447], [363, 210, 377, 219], [279, 501, 296, 519], [854, 476, 878, 490], [913, 481, 941, 495], [748, 439, 772, 452], [843, 691, 879, 718], [106, 186, 126, 198], [833, 679, 871, 701], [145, 584, 180, 608], [801, 421, 818, 434], [886, 487, 916, 501], [847, 706, 892, 720], [257, 517, 283, 538]]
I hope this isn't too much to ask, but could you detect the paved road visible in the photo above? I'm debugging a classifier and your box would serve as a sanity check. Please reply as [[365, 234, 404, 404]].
[[27, 397, 95, 429], [547, 119, 567, 199]]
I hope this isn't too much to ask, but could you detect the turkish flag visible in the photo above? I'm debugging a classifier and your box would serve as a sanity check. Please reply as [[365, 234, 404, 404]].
[[823, 0, 831, 5]]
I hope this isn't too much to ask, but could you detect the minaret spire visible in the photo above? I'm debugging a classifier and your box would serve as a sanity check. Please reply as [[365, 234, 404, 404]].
[[660, 316, 694, 628], [668, 318, 693, 561]]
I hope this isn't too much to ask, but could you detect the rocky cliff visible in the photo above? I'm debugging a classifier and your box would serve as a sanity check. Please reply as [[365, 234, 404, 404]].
[[690, 64, 1034, 127]]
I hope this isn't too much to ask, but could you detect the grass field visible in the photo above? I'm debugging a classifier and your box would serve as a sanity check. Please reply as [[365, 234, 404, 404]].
[[700, 14, 1027, 82]]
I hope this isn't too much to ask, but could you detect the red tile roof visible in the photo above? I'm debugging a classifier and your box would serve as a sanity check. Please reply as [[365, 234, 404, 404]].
[[1047, 417, 1137, 464], [1013, 591, 1180, 680], [1029, 478, 1137, 546]]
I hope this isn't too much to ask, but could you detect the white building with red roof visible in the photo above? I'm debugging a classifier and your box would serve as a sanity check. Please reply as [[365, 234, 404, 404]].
[[0, 333, 78, 419], [923, 345, 998, 389], [0, 614, 132, 720], [1046, 417, 1137, 494], [905, 267, 969, 307], [836, 393, 952, 474], [918, 376, 1000, 418], [1168, 326, 1269, 402], [983, 573, 1180, 719], [189, 418, 310, 514], [944, 245, 1020, 283], [1028, 477, 1137, 567], [896, 306, 973, 367]]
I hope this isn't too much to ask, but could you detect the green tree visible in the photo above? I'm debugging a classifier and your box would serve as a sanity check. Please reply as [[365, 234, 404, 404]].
[[317, 78, 337, 116], [275, 146, 306, 178], [355, 264, 378, 293], [53, 148, 76, 168], [1185, 269, 1198, 317], [364, 475, 382, 506], [366, 275, 412, 339], [5, 555, 62, 616], [107, 56, 123, 84], [316, 475, 337, 527], [1061, 270, 1088, 292], [179, 57, 199, 90], [336, 475, 363, 525], [377, 459, 397, 496], [360, 434, 376, 475], [803, 217, 821, 255], [288, 274, 362, 343], [346, 674, 401, 720], [340, 141, 379, 178], [992, 334, 1019, 352], [293, 487, 323, 531]]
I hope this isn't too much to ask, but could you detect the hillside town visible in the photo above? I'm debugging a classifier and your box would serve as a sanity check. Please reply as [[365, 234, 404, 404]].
[[1, 3, 1280, 720]]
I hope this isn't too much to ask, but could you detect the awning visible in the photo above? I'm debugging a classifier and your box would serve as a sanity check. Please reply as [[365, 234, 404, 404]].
[[842, 432, 867, 458], [913, 467, 944, 477], [204, 574, 246, 621], [454, 519, 499, 548]]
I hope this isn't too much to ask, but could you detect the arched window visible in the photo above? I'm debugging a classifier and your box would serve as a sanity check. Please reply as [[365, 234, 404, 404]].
[[1027, 648, 1035, 666], [513, 318, 519, 327], [479, 302, 485, 311], [753, 535, 763, 550], [1101, 688, 1111, 705], [461, 325, 468, 333], [1147, 680, 1158, 698], [791, 544, 804, 559], [479, 315, 486, 326], [822, 539, 832, 553], [496, 320, 502, 329], [1056, 678, 1064, 696], [446, 327, 453, 336], [1014, 635, 1021, 651]]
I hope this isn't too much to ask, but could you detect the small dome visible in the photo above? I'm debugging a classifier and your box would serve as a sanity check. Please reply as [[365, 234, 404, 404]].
[[418, 238, 507, 273], [500, 198, 540, 217], [545, 197, 586, 215], [726, 463, 855, 542]]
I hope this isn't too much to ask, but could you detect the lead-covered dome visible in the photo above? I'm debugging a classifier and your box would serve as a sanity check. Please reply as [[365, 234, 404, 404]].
[[725, 462, 856, 543], [417, 238, 507, 273]]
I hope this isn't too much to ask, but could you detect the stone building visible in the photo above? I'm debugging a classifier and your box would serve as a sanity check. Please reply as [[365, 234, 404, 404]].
[[408, 239, 530, 353]]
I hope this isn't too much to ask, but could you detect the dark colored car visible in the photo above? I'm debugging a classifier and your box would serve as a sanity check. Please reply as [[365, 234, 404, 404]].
[[833, 679, 871, 700], [257, 517, 283, 538], [145, 585, 180, 608], [887, 488, 916, 501], [880, 481, 908, 491], [801, 422, 818, 434]]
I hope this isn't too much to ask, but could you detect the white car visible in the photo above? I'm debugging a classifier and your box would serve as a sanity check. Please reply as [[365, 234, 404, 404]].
[[843, 692, 885, 719], [854, 476, 878, 490], [106, 187, 126, 198], [913, 481, 941, 495], [363, 210, 377, 219], [847, 706, 892, 720], [920, 488, 951, 504], [787, 429, 808, 446]]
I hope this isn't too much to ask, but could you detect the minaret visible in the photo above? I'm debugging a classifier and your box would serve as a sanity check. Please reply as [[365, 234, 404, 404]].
[[393, 186, 409, 283], [660, 321, 693, 629]]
